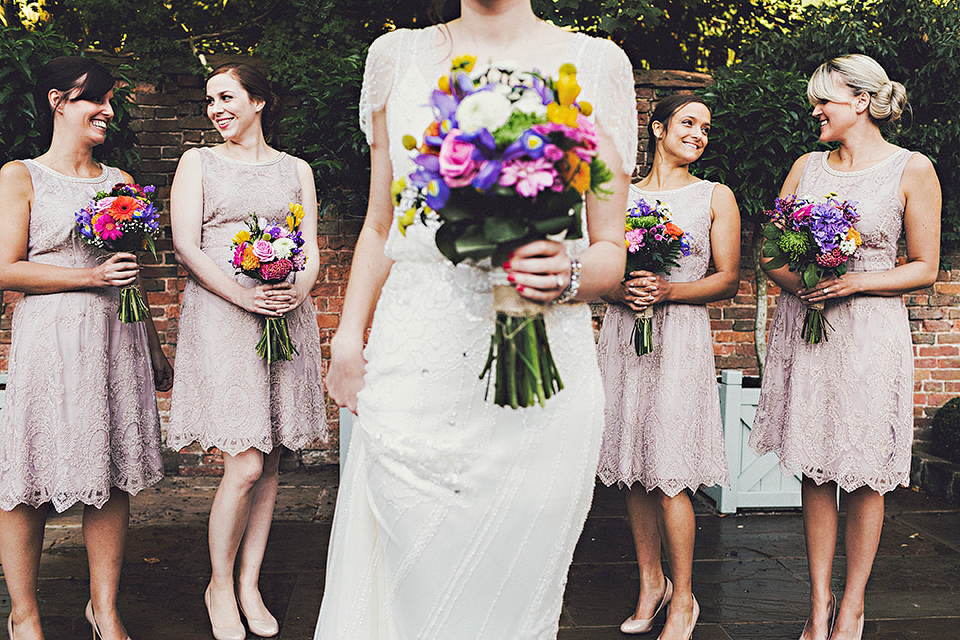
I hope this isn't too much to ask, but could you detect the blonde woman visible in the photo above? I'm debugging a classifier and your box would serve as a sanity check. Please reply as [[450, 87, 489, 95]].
[[751, 54, 941, 640]]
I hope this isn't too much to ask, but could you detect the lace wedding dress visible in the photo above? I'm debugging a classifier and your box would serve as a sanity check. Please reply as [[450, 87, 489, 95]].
[[0, 160, 163, 512], [750, 149, 916, 494], [597, 181, 729, 496], [315, 26, 637, 639]]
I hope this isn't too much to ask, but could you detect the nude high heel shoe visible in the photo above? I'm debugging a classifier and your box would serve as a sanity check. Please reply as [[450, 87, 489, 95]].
[[621, 576, 674, 634], [657, 595, 699, 640], [7, 615, 13, 640], [204, 586, 246, 640], [85, 600, 132, 640], [801, 593, 836, 640], [239, 600, 278, 638]]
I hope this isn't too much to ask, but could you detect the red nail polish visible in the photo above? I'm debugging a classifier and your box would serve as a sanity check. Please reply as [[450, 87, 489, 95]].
[[507, 273, 515, 283], [503, 260, 512, 270], [516, 285, 524, 292]]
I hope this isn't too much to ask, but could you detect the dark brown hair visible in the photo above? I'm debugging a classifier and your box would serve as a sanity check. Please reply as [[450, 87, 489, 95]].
[[647, 93, 709, 155], [33, 56, 115, 145], [207, 62, 281, 142]]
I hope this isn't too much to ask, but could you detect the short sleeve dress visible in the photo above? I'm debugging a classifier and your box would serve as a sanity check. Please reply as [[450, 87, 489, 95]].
[[596, 181, 729, 496], [0, 160, 163, 513], [315, 27, 638, 640], [749, 149, 916, 494], [167, 148, 326, 456]]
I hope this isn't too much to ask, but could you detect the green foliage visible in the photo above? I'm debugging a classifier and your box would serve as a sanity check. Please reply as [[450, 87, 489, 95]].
[[536, 0, 801, 71], [693, 64, 820, 224], [0, 23, 76, 160], [931, 396, 960, 464], [741, 0, 960, 250], [0, 23, 137, 166]]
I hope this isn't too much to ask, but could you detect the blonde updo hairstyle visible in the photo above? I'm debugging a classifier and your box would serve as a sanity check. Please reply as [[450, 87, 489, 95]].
[[807, 54, 908, 124]]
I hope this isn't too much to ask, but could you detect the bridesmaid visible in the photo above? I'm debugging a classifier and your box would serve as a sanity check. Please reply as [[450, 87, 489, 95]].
[[0, 57, 172, 640], [597, 94, 740, 640], [168, 62, 326, 640], [750, 54, 940, 640]]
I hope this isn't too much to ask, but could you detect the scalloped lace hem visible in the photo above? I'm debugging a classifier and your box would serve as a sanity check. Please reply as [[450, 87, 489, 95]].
[[168, 431, 326, 458], [1, 471, 164, 513], [597, 470, 729, 497]]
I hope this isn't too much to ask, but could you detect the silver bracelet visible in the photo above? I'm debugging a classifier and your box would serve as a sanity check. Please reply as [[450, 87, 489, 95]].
[[555, 258, 582, 304]]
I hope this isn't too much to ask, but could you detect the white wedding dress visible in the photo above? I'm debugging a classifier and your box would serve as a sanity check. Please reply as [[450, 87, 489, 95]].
[[315, 26, 637, 639]]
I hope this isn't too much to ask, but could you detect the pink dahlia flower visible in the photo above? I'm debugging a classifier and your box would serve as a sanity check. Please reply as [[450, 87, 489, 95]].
[[232, 242, 248, 268]]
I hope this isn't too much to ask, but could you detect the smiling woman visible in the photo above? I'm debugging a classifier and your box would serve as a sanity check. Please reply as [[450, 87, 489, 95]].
[[167, 61, 326, 640], [0, 55, 173, 640]]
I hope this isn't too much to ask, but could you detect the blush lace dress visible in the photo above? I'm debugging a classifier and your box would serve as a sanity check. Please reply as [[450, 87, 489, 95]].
[[596, 182, 729, 496], [0, 160, 163, 513], [167, 148, 326, 455], [315, 27, 637, 640], [749, 149, 916, 494]]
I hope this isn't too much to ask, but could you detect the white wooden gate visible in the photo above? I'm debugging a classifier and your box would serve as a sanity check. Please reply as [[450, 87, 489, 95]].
[[702, 369, 803, 513]]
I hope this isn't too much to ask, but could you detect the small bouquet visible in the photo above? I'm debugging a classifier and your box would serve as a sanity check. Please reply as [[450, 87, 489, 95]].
[[230, 203, 308, 363], [761, 193, 862, 343], [623, 196, 691, 355], [398, 55, 613, 408], [75, 183, 161, 323]]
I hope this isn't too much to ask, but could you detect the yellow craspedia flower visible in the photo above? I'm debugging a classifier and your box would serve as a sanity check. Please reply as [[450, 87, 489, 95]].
[[402, 135, 418, 151], [579, 101, 593, 116], [233, 229, 251, 244], [451, 54, 476, 73], [241, 247, 260, 270]]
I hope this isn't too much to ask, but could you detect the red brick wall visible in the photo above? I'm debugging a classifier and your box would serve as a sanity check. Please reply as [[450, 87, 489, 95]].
[[0, 65, 953, 473]]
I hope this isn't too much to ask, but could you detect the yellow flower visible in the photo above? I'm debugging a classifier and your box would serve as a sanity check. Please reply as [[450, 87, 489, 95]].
[[391, 179, 406, 207], [451, 54, 476, 72], [547, 102, 580, 127], [397, 208, 417, 235], [438, 75, 451, 93], [579, 101, 593, 117], [556, 64, 580, 107], [846, 227, 862, 246], [288, 202, 305, 229], [233, 229, 251, 244]]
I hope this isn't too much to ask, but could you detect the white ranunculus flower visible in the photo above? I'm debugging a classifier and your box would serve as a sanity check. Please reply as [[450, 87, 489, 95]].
[[456, 90, 513, 133], [658, 203, 673, 221], [839, 237, 857, 255], [514, 89, 546, 116], [273, 237, 296, 260]]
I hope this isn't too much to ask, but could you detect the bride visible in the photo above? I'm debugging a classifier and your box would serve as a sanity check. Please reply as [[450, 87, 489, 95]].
[[316, 0, 636, 637]]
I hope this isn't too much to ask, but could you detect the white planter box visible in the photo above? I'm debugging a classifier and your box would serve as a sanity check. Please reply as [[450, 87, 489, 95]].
[[702, 370, 803, 513]]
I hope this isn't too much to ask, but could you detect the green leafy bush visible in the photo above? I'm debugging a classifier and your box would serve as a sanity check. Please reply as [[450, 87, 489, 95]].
[[0, 24, 138, 168], [742, 0, 960, 251], [931, 397, 960, 464]]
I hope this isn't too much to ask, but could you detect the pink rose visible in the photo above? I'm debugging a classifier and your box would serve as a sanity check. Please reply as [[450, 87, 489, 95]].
[[438, 129, 480, 188], [252, 238, 275, 261]]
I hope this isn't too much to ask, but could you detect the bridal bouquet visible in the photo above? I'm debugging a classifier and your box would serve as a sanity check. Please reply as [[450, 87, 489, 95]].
[[623, 196, 691, 355], [761, 193, 862, 343], [398, 55, 613, 409], [75, 182, 161, 323], [230, 203, 308, 363]]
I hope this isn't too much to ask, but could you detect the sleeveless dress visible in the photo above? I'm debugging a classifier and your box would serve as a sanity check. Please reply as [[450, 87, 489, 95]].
[[0, 160, 163, 513], [167, 148, 326, 456], [749, 149, 915, 494], [596, 181, 729, 496], [315, 27, 637, 640]]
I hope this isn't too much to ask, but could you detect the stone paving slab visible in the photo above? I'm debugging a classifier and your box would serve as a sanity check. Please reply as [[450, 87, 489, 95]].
[[1, 472, 958, 639]]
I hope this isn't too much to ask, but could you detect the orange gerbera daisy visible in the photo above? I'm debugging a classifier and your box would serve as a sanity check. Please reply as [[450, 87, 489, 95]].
[[561, 150, 591, 195], [109, 195, 138, 221]]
